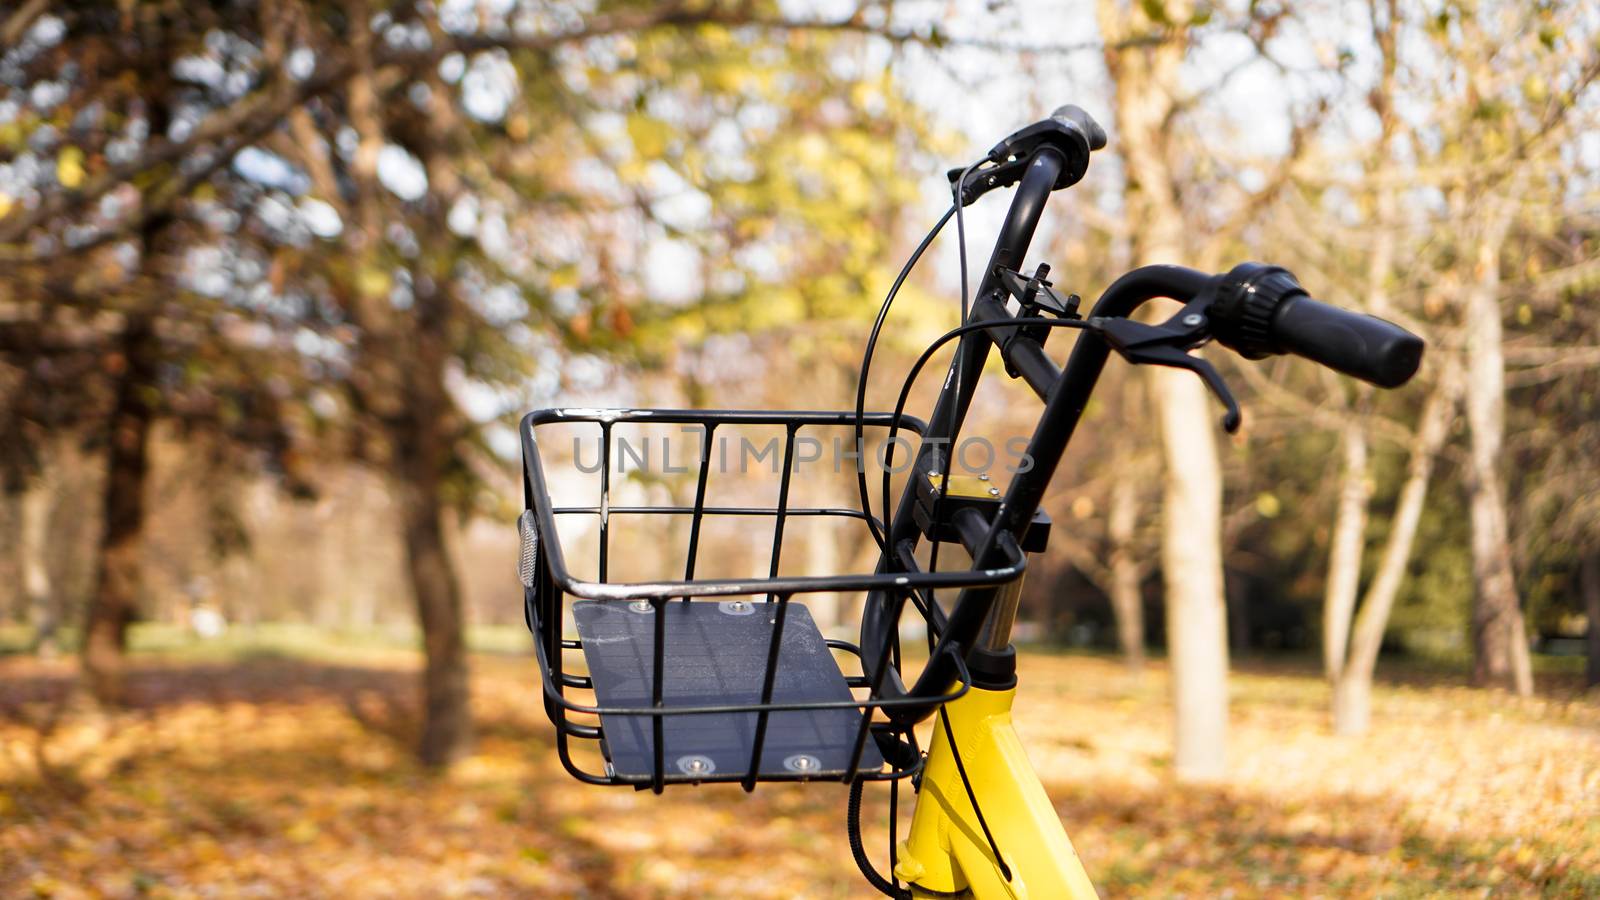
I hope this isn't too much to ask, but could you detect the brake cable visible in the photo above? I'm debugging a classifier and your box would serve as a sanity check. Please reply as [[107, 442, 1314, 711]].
[[847, 147, 1045, 895], [940, 704, 1013, 883], [926, 158, 986, 581], [852, 204, 955, 551], [854, 315, 1093, 898]]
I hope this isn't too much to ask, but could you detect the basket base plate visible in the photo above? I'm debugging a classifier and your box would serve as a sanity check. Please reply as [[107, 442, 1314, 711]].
[[572, 599, 883, 783]]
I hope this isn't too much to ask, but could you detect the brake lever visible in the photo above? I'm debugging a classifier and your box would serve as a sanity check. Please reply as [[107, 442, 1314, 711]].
[[1091, 314, 1244, 434]]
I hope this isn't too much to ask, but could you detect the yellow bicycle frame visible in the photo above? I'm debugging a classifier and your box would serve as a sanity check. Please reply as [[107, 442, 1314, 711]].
[[894, 684, 1098, 899]]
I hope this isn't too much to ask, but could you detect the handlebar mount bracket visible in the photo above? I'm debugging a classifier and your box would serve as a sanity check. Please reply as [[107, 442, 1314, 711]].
[[913, 471, 1052, 554]]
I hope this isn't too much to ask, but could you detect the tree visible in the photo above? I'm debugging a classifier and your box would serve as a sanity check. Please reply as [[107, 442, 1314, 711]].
[[1, 0, 942, 764], [1441, 1, 1597, 694], [1327, 375, 1460, 733], [1315, 0, 1465, 734], [1095, 0, 1229, 780], [1304, 0, 1599, 725], [0, 4, 316, 700], [275, 2, 935, 765], [1461, 192, 1532, 695]]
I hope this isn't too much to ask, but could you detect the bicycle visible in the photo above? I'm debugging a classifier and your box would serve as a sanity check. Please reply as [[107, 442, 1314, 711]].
[[517, 105, 1423, 898]]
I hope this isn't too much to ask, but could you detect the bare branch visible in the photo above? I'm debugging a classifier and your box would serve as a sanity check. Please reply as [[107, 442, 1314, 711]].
[[0, 0, 48, 50]]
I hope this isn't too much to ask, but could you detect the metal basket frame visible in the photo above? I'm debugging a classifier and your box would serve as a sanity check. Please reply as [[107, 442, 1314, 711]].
[[519, 407, 1027, 792]]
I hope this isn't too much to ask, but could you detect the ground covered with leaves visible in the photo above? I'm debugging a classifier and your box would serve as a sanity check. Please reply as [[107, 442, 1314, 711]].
[[2, 640, 1596, 898]]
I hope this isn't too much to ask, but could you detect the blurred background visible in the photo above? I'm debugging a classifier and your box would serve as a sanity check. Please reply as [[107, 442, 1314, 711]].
[[2, 0, 1598, 896]]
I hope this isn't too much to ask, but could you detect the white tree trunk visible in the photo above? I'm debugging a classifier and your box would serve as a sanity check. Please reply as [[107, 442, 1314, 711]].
[[19, 471, 58, 656], [1323, 0, 1405, 732], [1334, 376, 1459, 734], [1463, 209, 1533, 696], [805, 528, 843, 634], [1156, 368, 1230, 778], [1096, 0, 1227, 781], [1322, 422, 1369, 681]]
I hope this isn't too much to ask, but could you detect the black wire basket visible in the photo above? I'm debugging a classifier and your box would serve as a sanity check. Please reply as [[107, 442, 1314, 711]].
[[517, 407, 1026, 793]]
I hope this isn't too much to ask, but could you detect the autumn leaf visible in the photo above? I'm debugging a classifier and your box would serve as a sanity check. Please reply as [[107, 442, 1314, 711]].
[[55, 146, 86, 189]]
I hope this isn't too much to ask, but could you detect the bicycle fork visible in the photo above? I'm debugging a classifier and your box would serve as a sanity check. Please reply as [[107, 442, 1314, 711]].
[[896, 681, 1098, 899]]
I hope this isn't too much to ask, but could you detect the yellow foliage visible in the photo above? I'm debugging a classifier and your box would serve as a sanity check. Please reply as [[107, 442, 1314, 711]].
[[548, 266, 580, 290], [56, 146, 86, 189], [627, 114, 673, 159], [356, 265, 391, 299]]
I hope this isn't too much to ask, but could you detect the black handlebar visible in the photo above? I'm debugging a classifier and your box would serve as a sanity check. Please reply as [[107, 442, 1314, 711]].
[[866, 116, 1428, 726], [1048, 104, 1106, 151], [1209, 262, 1424, 389], [949, 105, 1107, 205]]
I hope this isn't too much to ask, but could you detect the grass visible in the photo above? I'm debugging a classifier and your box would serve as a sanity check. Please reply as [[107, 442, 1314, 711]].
[[1, 633, 1596, 897]]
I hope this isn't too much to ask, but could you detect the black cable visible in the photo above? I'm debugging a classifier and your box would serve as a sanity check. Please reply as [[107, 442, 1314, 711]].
[[867, 318, 1094, 895], [926, 161, 983, 600], [952, 159, 983, 324], [888, 765, 900, 887], [849, 777, 911, 899], [877, 316, 1093, 529], [849, 772, 966, 899], [853, 204, 956, 552], [849, 155, 991, 550], [926, 159, 996, 591], [847, 153, 1044, 900], [939, 704, 1012, 883]]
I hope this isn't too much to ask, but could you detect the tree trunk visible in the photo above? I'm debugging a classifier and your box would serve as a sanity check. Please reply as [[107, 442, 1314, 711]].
[[1334, 377, 1458, 734], [338, 4, 473, 766], [1323, 421, 1369, 681], [397, 456, 472, 767], [19, 466, 60, 655], [1097, 0, 1226, 781], [1156, 369, 1230, 779], [1582, 553, 1600, 690], [1330, 671, 1371, 736], [1463, 211, 1532, 696], [395, 273, 472, 768], [1226, 570, 1251, 656], [1324, 0, 1402, 732], [1108, 474, 1145, 672], [82, 315, 158, 704], [805, 529, 844, 633]]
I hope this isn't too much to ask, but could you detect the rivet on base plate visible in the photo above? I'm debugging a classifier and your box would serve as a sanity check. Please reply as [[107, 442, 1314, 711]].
[[784, 754, 820, 773], [676, 755, 716, 775]]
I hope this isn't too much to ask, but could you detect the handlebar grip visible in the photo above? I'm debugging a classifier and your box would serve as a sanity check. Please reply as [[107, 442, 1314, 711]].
[[1210, 263, 1425, 388], [1049, 105, 1107, 151], [1269, 293, 1424, 388]]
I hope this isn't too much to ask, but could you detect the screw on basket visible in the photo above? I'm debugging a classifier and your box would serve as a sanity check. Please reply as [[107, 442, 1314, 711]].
[[718, 600, 757, 616], [676, 755, 716, 776], [784, 754, 821, 774], [629, 600, 654, 614]]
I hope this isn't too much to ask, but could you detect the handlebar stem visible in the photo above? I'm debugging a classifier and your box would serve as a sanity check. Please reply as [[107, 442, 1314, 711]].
[[859, 145, 1069, 706], [896, 264, 1217, 720]]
